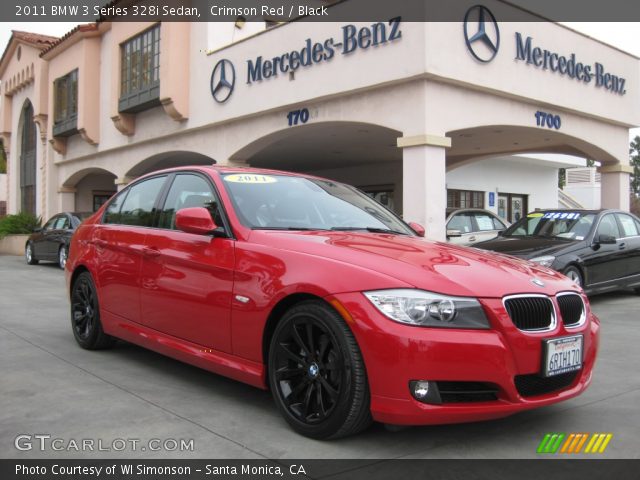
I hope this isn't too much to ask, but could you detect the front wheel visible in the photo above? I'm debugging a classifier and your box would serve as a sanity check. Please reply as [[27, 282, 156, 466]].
[[70, 271, 115, 350], [25, 243, 38, 265], [563, 266, 584, 287], [268, 300, 372, 439], [58, 245, 68, 270]]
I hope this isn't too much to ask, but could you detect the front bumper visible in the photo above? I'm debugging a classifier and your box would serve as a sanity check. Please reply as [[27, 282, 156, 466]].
[[329, 292, 599, 426]]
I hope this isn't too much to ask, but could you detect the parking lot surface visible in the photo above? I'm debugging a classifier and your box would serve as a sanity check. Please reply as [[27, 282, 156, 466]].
[[1, 254, 639, 460]]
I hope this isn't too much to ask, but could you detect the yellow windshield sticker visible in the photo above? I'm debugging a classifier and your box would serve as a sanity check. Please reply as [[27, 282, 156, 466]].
[[528, 212, 544, 218], [224, 174, 277, 184]]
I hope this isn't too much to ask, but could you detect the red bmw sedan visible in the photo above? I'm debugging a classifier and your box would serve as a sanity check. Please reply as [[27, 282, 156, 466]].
[[66, 166, 599, 439]]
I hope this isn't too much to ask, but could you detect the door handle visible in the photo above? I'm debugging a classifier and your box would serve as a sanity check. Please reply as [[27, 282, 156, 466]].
[[469, 236, 476, 242], [142, 246, 161, 258], [618, 242, 626, 250]]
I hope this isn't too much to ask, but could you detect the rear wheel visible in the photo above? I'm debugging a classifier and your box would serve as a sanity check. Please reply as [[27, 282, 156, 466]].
[[25, 243, 38, 265], [58, 245, 68, 270], [268, 300, 372, 439], [563, 266, 583, 287], [70, 271, 115, 350]]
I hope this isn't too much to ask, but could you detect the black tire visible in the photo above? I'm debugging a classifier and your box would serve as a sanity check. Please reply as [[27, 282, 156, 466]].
[[58, 245, 68, 270], [268, 300, 372, 439], [70, 271, 116, 350], [563, 265, 584, 287], [25, 243, 38, 265]]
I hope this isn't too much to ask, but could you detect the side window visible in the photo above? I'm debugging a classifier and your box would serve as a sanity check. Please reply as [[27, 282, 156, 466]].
[[492, 217, 506, 230], [597, 214, 621, 239], [104, 190, 129, 224], [474, 214, 497, 231], [54, 216, 70, 230], [158, 174, 219, 230], [118, 176, 167, 227], [447, 213, 474, 234], [616, 214, 639, 237], [43, 217, 58, 231]]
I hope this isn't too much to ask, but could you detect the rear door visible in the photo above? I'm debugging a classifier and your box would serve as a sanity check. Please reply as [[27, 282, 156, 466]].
[[91, 175, 168, 324], [32, 216, 58, 258], [582, 213, 626, 286], [140, 173, 235, 352], [615, 213, 640, 280], [471, 212, 508, 243]]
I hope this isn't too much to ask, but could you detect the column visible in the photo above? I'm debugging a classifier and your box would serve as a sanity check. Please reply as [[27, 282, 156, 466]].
[[398, 134, 450, 241], [599, 164, 633, 211], [114, 176, 134, 192], [57, 187, 76, 213]]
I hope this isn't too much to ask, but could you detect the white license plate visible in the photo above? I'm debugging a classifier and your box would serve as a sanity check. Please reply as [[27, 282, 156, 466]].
[[543, 335, 583, 377]]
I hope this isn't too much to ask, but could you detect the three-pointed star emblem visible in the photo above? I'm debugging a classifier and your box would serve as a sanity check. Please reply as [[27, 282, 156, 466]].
[[463, 5, 500, 63], [210, 59, 236, 103]]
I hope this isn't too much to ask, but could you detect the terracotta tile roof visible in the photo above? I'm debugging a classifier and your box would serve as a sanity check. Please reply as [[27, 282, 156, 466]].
[[39, 23, 99, 57], [11, 30, 59, 48], [0, 30, 59, 77]]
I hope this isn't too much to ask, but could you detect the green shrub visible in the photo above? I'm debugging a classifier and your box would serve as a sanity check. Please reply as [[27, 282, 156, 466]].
[[0, 212, 41, 238]]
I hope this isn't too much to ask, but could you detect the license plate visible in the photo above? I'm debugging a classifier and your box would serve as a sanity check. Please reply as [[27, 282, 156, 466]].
[[543, 335, 583, 377]]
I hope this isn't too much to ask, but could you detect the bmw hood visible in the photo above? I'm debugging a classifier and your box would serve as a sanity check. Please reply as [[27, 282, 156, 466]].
[[251, 230, 580, 298]]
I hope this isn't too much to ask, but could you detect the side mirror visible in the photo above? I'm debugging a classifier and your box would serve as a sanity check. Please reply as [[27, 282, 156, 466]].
[[497, 229, 505, 236], [596, 233, 617, 245], [408, 222, 425, 237], [175, 207, 217, 235], [33, 227, 43, 233], [446, 229, 462, 238]]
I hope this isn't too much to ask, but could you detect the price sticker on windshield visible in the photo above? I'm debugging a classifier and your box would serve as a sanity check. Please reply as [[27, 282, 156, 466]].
[[224, 174, 277, 184], [542, 212, 580, 220]]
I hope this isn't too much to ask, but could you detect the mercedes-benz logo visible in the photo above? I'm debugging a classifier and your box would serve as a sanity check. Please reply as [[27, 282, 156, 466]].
[[464, 5, 500, 63], [531, 278, 545, 288], [210, 59, 235, 103]]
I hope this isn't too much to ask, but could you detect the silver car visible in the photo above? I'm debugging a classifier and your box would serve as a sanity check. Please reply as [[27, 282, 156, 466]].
[[446, 208, 509, 246]]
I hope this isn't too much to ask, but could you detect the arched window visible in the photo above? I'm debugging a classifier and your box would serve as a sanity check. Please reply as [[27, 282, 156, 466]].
[[19, 100, 37, 214]]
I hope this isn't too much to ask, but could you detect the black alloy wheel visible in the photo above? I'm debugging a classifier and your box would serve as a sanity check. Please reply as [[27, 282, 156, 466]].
[[70, 271, 115, 349], [25, 243, 38, 265], [268, 301, 371, 439]]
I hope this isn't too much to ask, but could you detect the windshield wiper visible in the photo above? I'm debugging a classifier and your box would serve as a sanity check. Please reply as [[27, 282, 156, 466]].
[[330, 227, 408, 235], [252, 227, 330, 231]]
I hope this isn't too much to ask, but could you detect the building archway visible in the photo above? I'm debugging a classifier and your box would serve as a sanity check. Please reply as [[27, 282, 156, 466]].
[[125, 151, 216, 179], [62, 167, 118, 213], [18, 100, 37, 214], [230, 122, 403, 212]]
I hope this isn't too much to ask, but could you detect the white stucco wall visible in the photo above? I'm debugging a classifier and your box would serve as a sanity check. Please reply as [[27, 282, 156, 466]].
[[446, 156, 566, 214], [563, 184, 602, 209], [0, 173, 7, 202], [74, 173, 117, 213]]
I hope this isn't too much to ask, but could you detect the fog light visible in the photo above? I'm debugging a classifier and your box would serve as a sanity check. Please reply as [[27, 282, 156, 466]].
[[413, 381, 430, 399], [409, 380, 443, 404]]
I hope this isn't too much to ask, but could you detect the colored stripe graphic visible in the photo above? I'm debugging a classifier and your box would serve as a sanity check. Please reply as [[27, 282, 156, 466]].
[[537, 433, 565, 453], [540, 433, 613, 454]]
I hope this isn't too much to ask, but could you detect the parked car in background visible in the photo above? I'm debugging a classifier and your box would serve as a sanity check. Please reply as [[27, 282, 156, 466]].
[[25, 212, 92, 269], [446, 208, 509, 245], [65, 166, 598, 439], [474, 209, 640, 295]]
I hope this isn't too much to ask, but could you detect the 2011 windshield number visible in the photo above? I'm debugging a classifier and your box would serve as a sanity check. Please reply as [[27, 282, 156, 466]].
[[287, 108, 310, 127]]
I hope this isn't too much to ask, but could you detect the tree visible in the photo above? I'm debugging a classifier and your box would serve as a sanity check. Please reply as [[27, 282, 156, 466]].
[[630, 135, 640, 197], [0, 139, 6, 174]]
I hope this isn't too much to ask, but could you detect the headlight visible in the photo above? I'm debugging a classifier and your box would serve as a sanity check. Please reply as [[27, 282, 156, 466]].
[[529, 255, 556, 267], [363, 289, 490, 329]]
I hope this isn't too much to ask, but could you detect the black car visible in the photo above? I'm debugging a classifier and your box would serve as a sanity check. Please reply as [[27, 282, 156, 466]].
[[474, 209, 640, 295], [25, 212, 92, 269]]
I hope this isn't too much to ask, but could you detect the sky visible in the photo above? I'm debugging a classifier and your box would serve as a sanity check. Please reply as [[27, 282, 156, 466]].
[[0, 21, 639, 141]]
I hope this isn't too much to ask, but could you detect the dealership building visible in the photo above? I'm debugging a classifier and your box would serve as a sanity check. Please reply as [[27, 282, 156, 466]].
[[0, 1, 638, 239]]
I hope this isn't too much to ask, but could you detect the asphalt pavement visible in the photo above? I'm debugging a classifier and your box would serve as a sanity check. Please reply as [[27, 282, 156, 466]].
[[1, 254, 638, 461]]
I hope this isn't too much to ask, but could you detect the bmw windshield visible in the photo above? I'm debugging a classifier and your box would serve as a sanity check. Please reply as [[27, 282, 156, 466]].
[[502, 211, 596, 240], [221, 173, 414, 235]]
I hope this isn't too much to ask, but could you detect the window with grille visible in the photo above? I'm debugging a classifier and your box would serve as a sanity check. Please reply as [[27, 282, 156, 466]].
[[447, 189, 485, 209], [119, 24, 161, 113], [52, 69, 78, 137]]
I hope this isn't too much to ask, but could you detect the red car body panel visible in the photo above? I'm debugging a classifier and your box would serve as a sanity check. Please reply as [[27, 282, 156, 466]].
[[66, 165, 599, 426]]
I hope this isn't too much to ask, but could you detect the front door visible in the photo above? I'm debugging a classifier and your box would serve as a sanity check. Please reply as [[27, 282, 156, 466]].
[[140, 173, 235, 353]]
